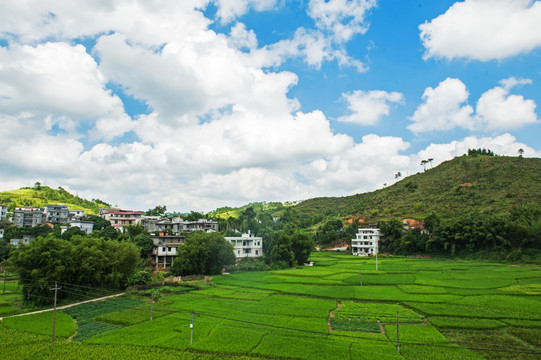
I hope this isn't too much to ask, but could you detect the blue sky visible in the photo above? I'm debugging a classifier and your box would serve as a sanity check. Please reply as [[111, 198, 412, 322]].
[[0, 0, 540, 212]]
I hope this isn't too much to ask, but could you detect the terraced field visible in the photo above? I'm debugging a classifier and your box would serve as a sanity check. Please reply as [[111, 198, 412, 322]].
[[1, 253, 540, 359]]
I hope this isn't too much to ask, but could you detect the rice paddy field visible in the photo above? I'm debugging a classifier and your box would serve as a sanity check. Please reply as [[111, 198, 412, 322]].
[[1, 252, 541, 359]]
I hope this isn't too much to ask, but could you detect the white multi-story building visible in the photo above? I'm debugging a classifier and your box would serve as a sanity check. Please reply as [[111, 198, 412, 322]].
[[150, 233, 185, 269], [13, 207, 45, 228], [101, 210, 142, 230], [351, 228, 380, 256], [173, 218, 219, 233], [225, 232, 263, 259], [69, 220, 95, 235], [0, 205, 7, 221], [44, 204, 69, 224]]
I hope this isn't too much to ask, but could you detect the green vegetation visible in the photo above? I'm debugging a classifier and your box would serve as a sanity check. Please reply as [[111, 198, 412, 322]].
[[0, 185, 111, 214], [2, 253, 538, 359], [293, 156, 541, 223], [5, 235, 139, 305], [2, 311, 75, 337]]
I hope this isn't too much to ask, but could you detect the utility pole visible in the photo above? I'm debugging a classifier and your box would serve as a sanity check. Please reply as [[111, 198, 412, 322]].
[[396, 311, 400, 353], [190, 311, 200, 345], [50, 282, 61, 348], [150, 292, 154, 321]]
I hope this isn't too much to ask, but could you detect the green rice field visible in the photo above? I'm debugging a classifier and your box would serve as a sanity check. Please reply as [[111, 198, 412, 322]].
[[1, 253, 540, 359]]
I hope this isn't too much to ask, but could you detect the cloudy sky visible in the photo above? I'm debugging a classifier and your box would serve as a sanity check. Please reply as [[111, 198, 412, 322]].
[[1, 0, 540, 212]]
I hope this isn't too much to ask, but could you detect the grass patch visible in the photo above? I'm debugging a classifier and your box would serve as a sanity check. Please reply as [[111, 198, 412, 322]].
[[2, 311, 75, 338]]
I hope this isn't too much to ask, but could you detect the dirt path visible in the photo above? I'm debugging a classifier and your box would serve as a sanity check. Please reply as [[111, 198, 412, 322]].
[[0, 292, 125, 321], [328, 301, 342, 332]]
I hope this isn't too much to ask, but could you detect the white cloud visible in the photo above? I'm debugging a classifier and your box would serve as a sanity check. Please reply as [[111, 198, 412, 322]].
[[409, 77, 539, 133], [416, 133, 541, 170], [0, 42, 132, 140], [308, 0, 377, 42], [228, 22, 258, 50], [475, 77, 539, 130], [0, 1, 211, 45], [214, 0, 277, 23], [337, 90, 404, 125], [298, 134, 411, 195], [420, 0, 541, 61], [408, 78, 474, 133]]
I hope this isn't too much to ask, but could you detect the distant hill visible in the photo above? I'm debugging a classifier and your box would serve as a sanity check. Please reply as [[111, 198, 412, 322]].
[[0, 185, 111, 215], [293, 155, 541, 224]]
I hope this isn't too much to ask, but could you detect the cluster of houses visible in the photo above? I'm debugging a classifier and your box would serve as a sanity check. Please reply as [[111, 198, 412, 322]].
[[0, 204, 263, 268], [0, 203, 428, 264]]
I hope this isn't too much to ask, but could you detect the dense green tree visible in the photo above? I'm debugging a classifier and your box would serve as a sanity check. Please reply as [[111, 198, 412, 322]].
[[133, 233, 154, 257], [183, 211, 205, 221], [125, 223, 144, 240], [145, 205, 167, 216], [290, 232, 315, 265], [270, 234, 294, 268], [377, 219, 403, 252], [170, 232, 235, 276], [0, 240, 14, 261], [3, 225, 21, 242], [6, 234, 138, 305], [85, 215, 111, 231], [61, 226, 86, 241]]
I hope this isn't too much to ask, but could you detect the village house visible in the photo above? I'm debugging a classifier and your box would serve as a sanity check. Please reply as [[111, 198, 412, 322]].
[[10, 234, 35, 247], [351, 227, 380, 256], [151, 232, 185, 269], [68, 219, 95, 235], [13, 207, 45, 228], [101, 209, 142, 230], [44, 204, 69, 224], [225, 231, 263, 259], [0, 204, 7, 221], [68, 209, 85, 220]]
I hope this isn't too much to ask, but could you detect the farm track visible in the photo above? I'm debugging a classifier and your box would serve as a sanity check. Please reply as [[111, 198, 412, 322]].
[[0, 292, 125, 322]]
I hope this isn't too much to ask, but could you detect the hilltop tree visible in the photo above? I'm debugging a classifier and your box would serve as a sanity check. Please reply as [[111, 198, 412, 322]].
[[290, 232, 315, 265], [170, 232, 235, 276], [145, 205, 167, 216], [133, 233, 154, 258]]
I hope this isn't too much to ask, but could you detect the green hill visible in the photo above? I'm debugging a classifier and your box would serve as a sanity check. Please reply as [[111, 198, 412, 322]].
[[293, 155, 541, 223], [0, 185, 111, 215]]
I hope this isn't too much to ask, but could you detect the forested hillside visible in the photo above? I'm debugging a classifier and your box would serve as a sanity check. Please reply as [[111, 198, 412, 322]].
[[294, 155, 541, 223], [0, 185, 111, 215]]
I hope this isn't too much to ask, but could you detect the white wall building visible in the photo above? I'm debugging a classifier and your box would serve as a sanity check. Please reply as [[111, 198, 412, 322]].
[[225, 232, 263, 259], [351, 228, 380, 256], [69, 220, 94, 235], [150, 233, 185, 269], [0, 205, 7, 221]]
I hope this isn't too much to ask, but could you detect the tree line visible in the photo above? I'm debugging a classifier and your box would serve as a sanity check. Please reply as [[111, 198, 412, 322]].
[[377, 205, 541, 262]]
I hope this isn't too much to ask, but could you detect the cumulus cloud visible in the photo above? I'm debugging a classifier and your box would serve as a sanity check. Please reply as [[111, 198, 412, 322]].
[[409, 77, 539, 133], [337, 90, 404, 125], [0, 42, 132, 140], [228, 22, 258, 50], [308, 0, 377, 42], [475, 77, 539, 130], [408, 78, 474, 133], [0, 1, 210, 45], [420, 0, 541, 61], [417, 134, 541, 169], [214, 0, 277, 23]]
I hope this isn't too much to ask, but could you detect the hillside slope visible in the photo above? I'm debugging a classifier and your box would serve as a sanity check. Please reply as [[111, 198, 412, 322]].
[[294, 155, 541, 222], [0, 186, 111, 215]]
